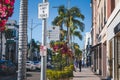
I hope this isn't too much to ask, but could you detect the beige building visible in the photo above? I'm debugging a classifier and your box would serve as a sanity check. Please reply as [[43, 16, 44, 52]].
[[91, 0, 120, 80]]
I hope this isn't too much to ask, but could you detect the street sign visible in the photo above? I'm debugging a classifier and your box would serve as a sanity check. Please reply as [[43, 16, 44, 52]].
[[40, 45, 47, 56], [38, 2, 49, 19], [47, 26, 60, 41]]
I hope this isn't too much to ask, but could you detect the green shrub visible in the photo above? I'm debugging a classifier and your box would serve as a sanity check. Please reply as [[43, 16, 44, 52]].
[[47, 65, 73, 80]]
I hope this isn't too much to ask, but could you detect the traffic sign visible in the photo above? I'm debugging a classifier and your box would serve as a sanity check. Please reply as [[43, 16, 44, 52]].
[[40, 45, 47, 56], [38, 2, 49, 19], [47, 26, 60, 41]]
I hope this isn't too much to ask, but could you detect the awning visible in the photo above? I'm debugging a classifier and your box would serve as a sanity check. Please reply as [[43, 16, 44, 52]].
[[91, 43, 101, 50]]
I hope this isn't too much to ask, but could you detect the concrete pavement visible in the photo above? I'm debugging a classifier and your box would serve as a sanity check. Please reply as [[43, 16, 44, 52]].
[[72, 67, 101, 80]]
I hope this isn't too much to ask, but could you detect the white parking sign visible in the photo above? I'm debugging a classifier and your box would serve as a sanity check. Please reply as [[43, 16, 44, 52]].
[[38, 2, 49, 19], [40, 45, 47, 56]]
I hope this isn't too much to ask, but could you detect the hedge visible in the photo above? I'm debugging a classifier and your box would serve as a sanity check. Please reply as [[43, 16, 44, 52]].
[[47, 65, 74, 80]]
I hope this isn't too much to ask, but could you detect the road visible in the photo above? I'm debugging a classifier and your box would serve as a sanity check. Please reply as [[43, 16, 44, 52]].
[[27, 70, 40, 80], [0, 70, 41, 80], [0, 74, 17, 80]]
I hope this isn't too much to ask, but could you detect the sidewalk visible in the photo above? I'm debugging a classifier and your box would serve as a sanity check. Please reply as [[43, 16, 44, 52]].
[[72, 67, 101, 80]]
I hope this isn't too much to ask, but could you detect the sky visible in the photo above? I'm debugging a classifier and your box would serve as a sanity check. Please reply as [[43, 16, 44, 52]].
[[10, 0, 92, 49]]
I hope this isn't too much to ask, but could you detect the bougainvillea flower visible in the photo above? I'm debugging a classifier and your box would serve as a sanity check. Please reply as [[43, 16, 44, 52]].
[[0, 0, 15, 31], [50, 41, 73, 57], [0, 20, 7, 27], [4, 0, 11, 4]]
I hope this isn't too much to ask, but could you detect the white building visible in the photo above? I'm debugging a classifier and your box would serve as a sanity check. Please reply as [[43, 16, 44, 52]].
[[82, 32, 92, 66]]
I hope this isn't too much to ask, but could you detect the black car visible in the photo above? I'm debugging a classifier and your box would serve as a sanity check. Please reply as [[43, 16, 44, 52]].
[[0, 60, 16, 75]]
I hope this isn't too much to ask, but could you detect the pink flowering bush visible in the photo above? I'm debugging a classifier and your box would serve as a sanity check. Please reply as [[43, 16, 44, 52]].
[[50, 41, 73, 57], [0, 0, 15, 31]]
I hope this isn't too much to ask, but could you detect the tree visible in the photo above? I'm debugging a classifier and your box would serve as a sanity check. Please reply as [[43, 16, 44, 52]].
[[52, 6, 67, 41], [52, 5, 85, 42], [73, 42, 82, 59], [27, 39, 40, 61], [17, 0, 28, 80]]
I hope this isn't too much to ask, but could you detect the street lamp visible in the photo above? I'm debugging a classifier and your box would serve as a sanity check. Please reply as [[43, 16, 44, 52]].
[[29, 19, 41, 41], [28, 19, 41, 61]]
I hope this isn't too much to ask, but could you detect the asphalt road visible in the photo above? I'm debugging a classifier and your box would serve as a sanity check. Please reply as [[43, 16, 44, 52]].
[[0, 70, 41, 80], [0, 74, 17, 80], [27, 70, 40, 80]]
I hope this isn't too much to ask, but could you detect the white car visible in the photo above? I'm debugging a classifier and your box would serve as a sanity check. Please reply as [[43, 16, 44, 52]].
[[35, 62, 41, 70], [26, 61, 36, 70]]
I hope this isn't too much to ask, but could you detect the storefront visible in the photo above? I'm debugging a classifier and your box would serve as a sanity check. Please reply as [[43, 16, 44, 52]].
[[107, 22, 120, 80], [91, 43, 102, 74], [112, 22, 120, 80]]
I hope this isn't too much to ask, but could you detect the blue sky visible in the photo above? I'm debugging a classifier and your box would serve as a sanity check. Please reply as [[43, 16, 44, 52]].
[[10, 0, 91, 49]]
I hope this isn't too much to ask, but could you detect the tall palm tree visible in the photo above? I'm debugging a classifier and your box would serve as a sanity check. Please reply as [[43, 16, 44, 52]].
[[18, 0, 28, 80], [52, 6, 67, 41], [52, 5, 84, 66], [52, 5, 85, 42]]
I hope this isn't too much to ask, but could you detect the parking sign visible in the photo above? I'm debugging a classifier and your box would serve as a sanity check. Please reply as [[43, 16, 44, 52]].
[[38, 2, 49, 19]]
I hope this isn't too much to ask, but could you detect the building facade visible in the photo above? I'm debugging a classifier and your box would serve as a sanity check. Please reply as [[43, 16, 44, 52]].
[[0, 20, 19, 63], [83, 32, 92, 67], [91, 0, 120, 80]]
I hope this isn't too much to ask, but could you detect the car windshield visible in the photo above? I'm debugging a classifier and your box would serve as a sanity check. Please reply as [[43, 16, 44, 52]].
[[26, 62, 30, 63]]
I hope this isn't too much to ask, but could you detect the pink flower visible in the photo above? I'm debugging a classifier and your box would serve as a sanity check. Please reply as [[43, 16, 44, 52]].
[[0, 0, 15, 32], [0, 20, 7, 27], [0, 26, 5, 31], [4, 0, 10, 4], [10, 2, 14, 6]]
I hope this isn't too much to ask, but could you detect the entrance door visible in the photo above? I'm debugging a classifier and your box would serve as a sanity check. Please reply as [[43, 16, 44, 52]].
[[117, 37, 120, 80]]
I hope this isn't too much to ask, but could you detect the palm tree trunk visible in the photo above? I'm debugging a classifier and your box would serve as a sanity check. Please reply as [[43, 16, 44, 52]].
[[17, 0, 28, 80]]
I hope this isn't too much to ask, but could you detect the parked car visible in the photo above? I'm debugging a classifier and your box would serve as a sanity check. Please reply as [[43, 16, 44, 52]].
[[34, 61, 41, 70], [26, 61, 36, 71], [0, 60, 16, 75]]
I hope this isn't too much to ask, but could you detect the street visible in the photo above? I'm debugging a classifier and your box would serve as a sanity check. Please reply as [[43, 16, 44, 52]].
[[0, 70, 41, 80], [0, 74, 17, 80], [0, 68, 101, 80], [27, 70, 40, 80]]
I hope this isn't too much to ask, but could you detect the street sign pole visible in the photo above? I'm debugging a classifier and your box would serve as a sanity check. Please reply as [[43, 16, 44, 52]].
[[38, 0, 48, 80]]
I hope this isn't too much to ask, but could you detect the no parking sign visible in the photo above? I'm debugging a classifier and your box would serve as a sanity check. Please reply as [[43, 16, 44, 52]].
[[40, 45, 47, 56]]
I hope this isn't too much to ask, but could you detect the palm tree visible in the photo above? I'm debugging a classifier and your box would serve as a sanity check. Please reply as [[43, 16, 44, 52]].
[[73, 42, 82, 59], [52, 5, 85, 42], [52, 6, 67, 41], [18, 0, 28, 80]]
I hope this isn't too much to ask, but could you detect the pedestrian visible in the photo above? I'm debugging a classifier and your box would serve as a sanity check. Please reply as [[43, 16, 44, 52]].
[[79, 59, 82, 72]]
